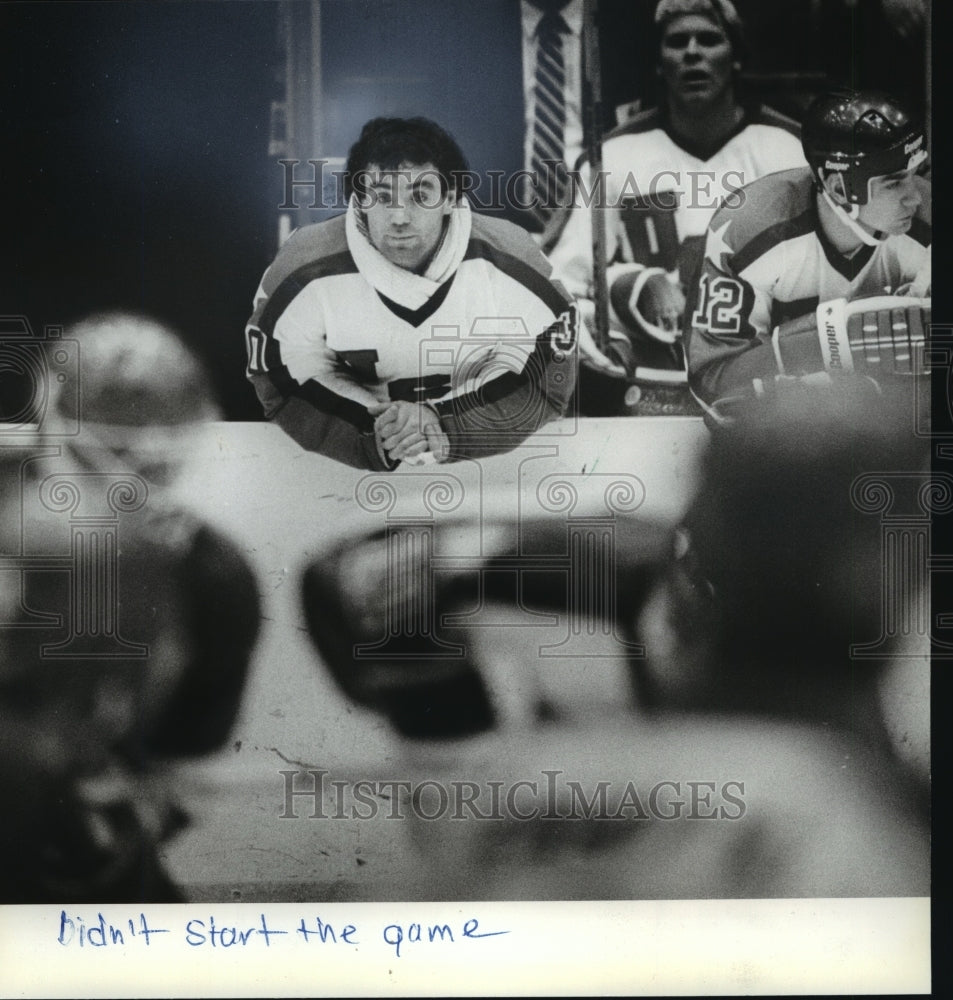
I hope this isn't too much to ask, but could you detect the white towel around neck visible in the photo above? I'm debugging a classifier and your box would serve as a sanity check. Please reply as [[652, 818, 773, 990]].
[[345, 193, 473, 311]]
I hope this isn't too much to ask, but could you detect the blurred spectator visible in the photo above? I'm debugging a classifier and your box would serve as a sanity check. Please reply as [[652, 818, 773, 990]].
[[548, 0, 805, 414], [639, 380, 924, 722], [300, 383, 928, 900], [20, 311, 261, 760], [636, 380, 931, 806], [0, 311, 261, 902]]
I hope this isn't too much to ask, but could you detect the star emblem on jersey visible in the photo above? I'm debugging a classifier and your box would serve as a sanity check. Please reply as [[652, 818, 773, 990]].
[[706, 220, 733, 271]]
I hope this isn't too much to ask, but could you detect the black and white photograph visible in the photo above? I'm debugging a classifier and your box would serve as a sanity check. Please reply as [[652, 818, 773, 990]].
[[0, 0, 941, 994]]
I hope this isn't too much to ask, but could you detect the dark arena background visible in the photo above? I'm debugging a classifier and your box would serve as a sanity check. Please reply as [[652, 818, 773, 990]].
[[0, 1, 945, 994]]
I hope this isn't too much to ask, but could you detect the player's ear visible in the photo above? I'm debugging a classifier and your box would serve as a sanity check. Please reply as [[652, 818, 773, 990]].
[[820, 169, 849, 206]]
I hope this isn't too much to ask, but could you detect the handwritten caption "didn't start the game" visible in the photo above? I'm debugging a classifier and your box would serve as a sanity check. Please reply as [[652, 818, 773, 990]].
[[57, 910, 509, 960]]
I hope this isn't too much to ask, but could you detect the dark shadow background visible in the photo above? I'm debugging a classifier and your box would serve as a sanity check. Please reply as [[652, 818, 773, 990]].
[[0, 0, 934, 421], [1, 1, 277, 420]]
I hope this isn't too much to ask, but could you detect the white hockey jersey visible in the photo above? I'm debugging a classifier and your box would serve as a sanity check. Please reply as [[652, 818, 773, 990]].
[[547, 103, 806, 333], [686, 166, 931, 407], [246, 201, 577, 470]]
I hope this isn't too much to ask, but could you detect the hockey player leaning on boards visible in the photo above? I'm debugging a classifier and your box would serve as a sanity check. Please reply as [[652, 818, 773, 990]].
[[245, 117, 578, 471], [685, 88, 931, 421], [547, 0, 805, 394]]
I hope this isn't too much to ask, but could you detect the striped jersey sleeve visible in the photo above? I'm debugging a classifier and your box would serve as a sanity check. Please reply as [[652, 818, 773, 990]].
[[244, 216, 390, 469], [435, 214, 578, 460]]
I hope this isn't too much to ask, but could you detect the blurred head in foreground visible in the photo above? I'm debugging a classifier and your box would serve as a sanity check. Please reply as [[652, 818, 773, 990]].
[[54, 311, 219, 485], [639, 378, 928, 732]]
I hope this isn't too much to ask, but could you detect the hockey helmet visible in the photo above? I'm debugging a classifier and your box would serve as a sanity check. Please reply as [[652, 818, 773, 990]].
[[802, 90, 927, 205]]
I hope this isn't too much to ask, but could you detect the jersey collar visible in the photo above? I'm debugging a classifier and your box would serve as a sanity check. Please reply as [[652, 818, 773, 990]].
[[812, 185, 877, 281], [660, 101, 752, 161]]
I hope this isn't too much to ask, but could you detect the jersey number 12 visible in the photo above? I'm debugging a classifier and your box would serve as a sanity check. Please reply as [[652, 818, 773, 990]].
[[692, 273, 744, 335]]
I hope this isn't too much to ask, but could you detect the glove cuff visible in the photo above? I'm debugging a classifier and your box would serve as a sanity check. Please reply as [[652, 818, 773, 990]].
[[815, 298, 854, 373], [772, 297, 856, 376], [774, 295, 931, 378]]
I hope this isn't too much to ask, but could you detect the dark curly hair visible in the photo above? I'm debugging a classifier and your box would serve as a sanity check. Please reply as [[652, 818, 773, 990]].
[[344, 116, 470, 202]]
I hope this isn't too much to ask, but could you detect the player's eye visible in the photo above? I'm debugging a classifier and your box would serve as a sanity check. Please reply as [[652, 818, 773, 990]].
[[412, 186, 441, 208], [664, 32, 689, 49], [696, 31, 725, 46]]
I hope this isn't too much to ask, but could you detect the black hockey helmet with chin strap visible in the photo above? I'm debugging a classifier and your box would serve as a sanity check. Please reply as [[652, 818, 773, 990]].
[[802, 89, 927, 206]]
